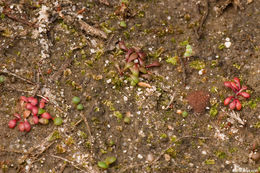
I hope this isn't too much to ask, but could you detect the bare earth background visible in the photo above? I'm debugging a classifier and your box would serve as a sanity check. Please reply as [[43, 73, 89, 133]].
[[0, 0, 259, 172]]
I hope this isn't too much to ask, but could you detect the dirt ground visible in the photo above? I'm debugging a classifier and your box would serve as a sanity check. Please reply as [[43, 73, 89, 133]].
[[0, 0, 259, 172]]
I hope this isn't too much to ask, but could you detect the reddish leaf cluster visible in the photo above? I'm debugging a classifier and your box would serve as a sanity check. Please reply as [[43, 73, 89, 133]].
[[224, 77, 250, 110], [8, 96, 51, 132], [117, 41, 160, 86], [187, 90, 210, 113]]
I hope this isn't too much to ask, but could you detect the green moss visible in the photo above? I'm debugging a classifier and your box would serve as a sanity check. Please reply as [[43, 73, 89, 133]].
[[205, 159, 215, 165], [166, 56, 178, 65], [229, 147, 238, 154], [114, 111, 123, 120], [179, 40, 189, 46], [218, 44, 225, 50], [48, 131, 61, 141], [149, 47, 164, 59], [160, 133, 168, 139], [166, 147, 177, 158], [103, 100, 116, 111], [215, 151, 226, 159], [189, 60, 205, 70], [254, 121, 260, 128], [119, 21, 127, 28], [210, 86, 218, 93], [210, 106, 218, 117]]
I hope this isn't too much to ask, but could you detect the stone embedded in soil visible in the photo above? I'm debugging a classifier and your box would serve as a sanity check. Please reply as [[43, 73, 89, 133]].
[[187, 90, 210, 113]]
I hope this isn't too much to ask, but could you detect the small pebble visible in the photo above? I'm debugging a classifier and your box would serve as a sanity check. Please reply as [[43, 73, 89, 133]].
[[146, 154, 154, 162], [251, 152, 260, 161], [224, 41, 231, 48], [137, 154, 143, 159], [164, 154, 171, 161]]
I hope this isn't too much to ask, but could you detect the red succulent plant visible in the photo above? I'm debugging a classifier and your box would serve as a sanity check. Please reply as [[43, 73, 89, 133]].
[[117, 41, 161, 86], [223, 77, 250, 110]]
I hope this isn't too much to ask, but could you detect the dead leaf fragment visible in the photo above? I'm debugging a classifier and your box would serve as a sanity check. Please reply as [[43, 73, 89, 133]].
[[137, 82, 152, 88], [78, 20, 107, 39]]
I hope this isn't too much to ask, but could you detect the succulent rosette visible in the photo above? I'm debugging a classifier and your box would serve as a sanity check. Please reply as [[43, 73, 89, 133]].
[[223, 77, 250, 110]]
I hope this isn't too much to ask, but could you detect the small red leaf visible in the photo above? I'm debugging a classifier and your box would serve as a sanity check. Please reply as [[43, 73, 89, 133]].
[[33, 115, 39, 124], [14, 113, 21, 120], [236, 100, 242, 110], [18, 122, 25, 132], [26, 103, 33, 110], [24, 120, 31, 132], [8, 119, 17, 129], [118, 41, 128, 51], [137, 52, 146, 59], [125, 48, 134, 61], [229, 100, 236, 110], [146, 61, 161, 68], [127, 52, 138, 63], [31, 106, 38, 115], [238, 92, 250, 98], [224, 81, 232, 88], [233, 77, 241, 89], [41, 112, 52, 119], [224, 96, 233, 106], [20, 96, 28, 102], [40, 97, 49, 103], [230, 82, 239, 91], [39, 102, 45, 109]]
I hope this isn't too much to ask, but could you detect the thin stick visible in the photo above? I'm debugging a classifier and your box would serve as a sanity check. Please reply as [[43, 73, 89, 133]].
[[50, 154, 87, 172], [3, 9, 35, 27], [0, 68, 35, 85], [165, 93, 176, 110], [33, 69, 41, 96], [195, 0, 209, 39], [0, 148, 26, 154], [79, 113, 93, 150], [58, 162, 67, 173], [78, 20, 107, 39]]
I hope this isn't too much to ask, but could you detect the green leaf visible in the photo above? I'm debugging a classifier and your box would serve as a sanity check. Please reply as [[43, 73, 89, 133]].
[[182, 111, 188, 118], [53, 117, 63, 126], [48, 130, 61, 141], [98, 161, 108, 169], [104, 156, 117, 165], [129, 75, 139, 86], [77, 104, 84, 110], [0, 75, 5, 83], [72, 96, 80, 104], [38, 108, 45, 115], [184, 44, 193, 57], [119, 21, 127, 28]]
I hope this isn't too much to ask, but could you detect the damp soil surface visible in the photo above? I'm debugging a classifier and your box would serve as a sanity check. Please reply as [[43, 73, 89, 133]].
[[0, 0, 260, 172]]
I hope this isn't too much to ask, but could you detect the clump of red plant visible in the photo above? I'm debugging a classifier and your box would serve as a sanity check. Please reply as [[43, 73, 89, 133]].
[[8, 96, 54, 132], [224, 77, 250, 110], [117, 41, 161, 86]]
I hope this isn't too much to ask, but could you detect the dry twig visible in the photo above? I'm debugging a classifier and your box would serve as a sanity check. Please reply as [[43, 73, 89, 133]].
[[50, 154, 87, 172], [195, 0, 209, 39], [78, 20, 107, 39], [0, 68, 35, 85]]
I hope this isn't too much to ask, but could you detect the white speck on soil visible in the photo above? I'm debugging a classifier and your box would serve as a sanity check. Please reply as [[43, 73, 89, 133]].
[[137, 154, 143, 159]]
